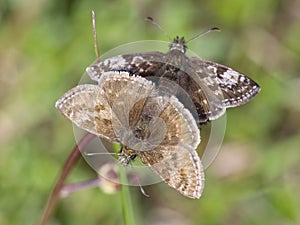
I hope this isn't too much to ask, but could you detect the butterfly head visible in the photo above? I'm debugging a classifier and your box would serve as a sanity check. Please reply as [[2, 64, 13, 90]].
[[118, 147, 137, 166], [169, 36, 187, 53]]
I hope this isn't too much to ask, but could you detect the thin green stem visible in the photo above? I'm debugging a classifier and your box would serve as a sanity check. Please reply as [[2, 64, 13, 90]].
[[119, 166, 136, 225]]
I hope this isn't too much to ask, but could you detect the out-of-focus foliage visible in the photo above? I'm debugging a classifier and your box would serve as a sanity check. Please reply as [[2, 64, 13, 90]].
[[0, 0, 299, 224]]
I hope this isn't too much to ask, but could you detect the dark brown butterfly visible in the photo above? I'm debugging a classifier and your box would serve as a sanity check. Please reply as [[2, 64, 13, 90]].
[[87, 34, 260, 124]]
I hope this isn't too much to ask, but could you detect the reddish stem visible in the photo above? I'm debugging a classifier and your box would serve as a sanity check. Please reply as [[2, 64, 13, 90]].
[[38, 133, 95, 225]]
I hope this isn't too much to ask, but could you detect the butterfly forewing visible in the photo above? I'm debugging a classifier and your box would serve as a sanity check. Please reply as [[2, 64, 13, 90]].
[[55, 84, 118, 142], [87, 53, 165, 81]]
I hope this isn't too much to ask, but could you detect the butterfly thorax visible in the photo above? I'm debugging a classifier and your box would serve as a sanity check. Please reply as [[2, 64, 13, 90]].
[[118, 147, 137, 166], [163, 37, 188, 75]]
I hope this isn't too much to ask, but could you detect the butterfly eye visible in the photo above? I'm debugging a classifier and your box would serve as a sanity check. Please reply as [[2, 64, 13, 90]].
[[130, 154, 137, 161]]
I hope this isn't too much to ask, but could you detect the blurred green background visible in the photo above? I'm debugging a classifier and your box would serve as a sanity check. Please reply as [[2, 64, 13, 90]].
[[1, 0, 300, 224]]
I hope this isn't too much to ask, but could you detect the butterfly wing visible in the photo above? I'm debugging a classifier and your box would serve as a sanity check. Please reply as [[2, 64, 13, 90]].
[[190, 58, 261, 108], [98, 71, 159, 148], [170, 68, 226, 122], [55, 84, 118, 142], [55, 72, 161, 143], [139, 143, 204, 199], [151, 95, 200, 149], [87, 52, 166, 81]]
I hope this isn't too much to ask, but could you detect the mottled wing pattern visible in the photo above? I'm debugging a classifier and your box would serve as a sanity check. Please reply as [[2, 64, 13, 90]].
[[86, 52, 165, 81], [98, 71, 156, 123], [55, 84, 118, 142], [172, 69, 226, 122], [120, 93, 200, 151], [153, 95, 200, 148], [136, 94, 202, 198], [190, 58, 261, 108], [139, 143, 204, 199], [98, 72, 160, 148]]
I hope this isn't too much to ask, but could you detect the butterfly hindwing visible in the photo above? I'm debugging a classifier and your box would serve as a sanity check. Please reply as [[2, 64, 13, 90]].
[[139, 143, 204, 199], [190, 58, 261, 107]]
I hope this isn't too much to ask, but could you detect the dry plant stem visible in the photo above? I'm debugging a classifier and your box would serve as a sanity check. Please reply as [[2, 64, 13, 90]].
[[38, 133, 95, 225]]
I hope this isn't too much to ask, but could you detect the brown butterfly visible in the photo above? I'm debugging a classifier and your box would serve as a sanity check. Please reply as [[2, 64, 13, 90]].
[[56, 71, 204, 198]]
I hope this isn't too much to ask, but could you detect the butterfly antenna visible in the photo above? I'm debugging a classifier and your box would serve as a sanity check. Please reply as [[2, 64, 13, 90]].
[[146, 17, 172, 41], [92, 10, 100, 59], [84, 152, 119, 156], [186, 27, 220, 44]]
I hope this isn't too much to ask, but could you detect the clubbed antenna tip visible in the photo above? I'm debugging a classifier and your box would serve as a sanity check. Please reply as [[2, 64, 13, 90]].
[[187, 27, 221, 43], [146, 16, 154, 22], [210, 27, 221, 31]]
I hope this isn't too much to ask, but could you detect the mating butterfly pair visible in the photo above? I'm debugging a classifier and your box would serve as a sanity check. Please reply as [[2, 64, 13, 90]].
[[56, 32, 260, 198]]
